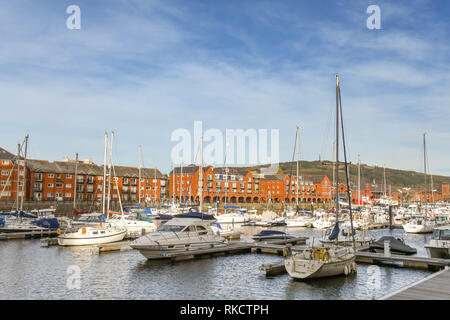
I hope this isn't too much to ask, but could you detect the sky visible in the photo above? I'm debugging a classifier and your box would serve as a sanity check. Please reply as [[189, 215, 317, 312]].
[[1, 0, 449, 176]]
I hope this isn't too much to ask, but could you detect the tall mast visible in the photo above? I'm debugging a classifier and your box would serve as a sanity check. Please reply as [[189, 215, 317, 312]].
[[423, 133, 427, 213], [358, 155, 361, 206], [296, 126, 300, 207], [383, 165, 386, 200], [180, 163, 183, 204], [138, 145, 142, 207], [110, 131, 123, 214], [335, 74, 339, 220], [73, 153, 78, 209], [107, 132, 114, 219], [16, 143, 21, 213], [20, 135, 29, 212], [102, 132, 108, 217], [199, 136, 203, 212]]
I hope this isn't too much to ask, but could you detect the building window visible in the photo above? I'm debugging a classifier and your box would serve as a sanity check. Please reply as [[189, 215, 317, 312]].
[[66, 184, 72, 188], [56, 183, 63, 188], [1, 160, 10, 165], [48, 173, 54, 178], [65, 193, 71, 197], [1, 170, 8, 175], [47, 193, 53, 198], [47, 183, 54, 188], [66, 174, 72, 179]]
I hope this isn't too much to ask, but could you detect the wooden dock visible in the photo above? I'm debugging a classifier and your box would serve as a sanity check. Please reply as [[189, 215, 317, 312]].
[[0, 230, 59, 240], [356, 252, 450, 271], [378, 267, 450, 300]]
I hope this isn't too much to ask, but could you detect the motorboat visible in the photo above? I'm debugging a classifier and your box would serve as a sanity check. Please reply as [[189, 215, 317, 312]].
[[312, 217, 333, 229], [369, 236, 417, 255], [252, 230, 295, 241], [0, 217, 60, 233], [286, 215, 314, 228], [214, 207, 250, 224], [284, 245, 357, 280], [210, 222, 242, 238], [425, 226, 450, 259], [130, 211, 228, 259], [107, 212, 157, 238], [403, 218, 436, 234], [57, 225, 127, 246]]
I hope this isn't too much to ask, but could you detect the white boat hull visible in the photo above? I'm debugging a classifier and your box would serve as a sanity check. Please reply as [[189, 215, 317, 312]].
[[285, 254, 356, 280], [58, 229, 126, 246]]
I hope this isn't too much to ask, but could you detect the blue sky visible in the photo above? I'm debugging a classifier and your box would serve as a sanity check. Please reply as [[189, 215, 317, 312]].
[[1, 0, 449, 176]]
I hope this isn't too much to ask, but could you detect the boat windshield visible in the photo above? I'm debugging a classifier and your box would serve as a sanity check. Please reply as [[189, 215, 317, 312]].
[[434, 229, 450, 240], [158, 225, 185, 232]]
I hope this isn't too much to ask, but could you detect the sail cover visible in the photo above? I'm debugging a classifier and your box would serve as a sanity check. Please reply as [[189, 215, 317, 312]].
[[328, 222, 340, 240]]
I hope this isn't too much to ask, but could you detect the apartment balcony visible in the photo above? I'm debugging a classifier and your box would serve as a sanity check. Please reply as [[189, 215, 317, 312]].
[[34, 176, 43, 182], [32, 187, 42, 192], [87, 179, 94, 184]]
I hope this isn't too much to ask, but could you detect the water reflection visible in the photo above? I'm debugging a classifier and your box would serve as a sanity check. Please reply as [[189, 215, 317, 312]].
[[0, 226, 434, 300]]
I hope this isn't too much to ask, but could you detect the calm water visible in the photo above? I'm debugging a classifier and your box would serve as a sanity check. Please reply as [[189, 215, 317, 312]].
[[0, 227, 433, 300]]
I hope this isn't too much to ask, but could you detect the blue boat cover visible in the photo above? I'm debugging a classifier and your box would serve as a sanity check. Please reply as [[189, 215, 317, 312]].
[[175, 211, 216, 220], [33, 217, 60, 230], [255, 230, 286, 236], [328, 222, 340, 240], [0, 216, 4, 227]]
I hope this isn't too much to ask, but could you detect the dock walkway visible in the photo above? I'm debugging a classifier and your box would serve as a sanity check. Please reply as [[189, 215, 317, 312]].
[[378, 267, 450, 300]]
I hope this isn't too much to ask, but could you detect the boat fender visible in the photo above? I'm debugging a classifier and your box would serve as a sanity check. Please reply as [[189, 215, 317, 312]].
[[344, 265, 349, 276], [322, 251, 330, 261], [81, 228, 86, 234], [56, 228, 61, 235], [352, 262, 357, 273]]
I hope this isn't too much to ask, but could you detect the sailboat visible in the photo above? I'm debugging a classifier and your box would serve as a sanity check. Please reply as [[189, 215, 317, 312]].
[[58, 132, 126, 246], [284, 75, 357, 280], [403, 133, 436, 234]]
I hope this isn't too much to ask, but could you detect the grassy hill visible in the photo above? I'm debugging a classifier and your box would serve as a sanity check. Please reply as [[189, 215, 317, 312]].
[[234, 160, 450, 190]]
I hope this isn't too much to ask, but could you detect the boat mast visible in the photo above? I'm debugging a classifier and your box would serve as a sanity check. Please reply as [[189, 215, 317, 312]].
[[16, 143, 21, 214], [296, 126, 300, 208], [199, 136, 203, 212], [335, 75, 339, 223], [73, 152, 78, 209], [19, 135, 28, 212], [102, 132, 108, 217], [383, 165, 387, 202], [110, 131, 124, 215], [107, 132, 114, 219], [423, 132, 428, 214], [138, 145, 142, 208], [180, 163, 183, 204], [337, 74, 356, 249], [358, 155, 361, 206]]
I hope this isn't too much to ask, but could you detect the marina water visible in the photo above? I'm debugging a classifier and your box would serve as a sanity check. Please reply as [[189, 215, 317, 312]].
[[0, 227, 432, 300]]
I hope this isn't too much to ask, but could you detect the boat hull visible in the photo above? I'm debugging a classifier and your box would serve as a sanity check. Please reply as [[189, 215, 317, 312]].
[[57, 230, 126, 246], [425, 246, 450, 259], [285, 255, 356, 280], [131, 241, 229, 259]]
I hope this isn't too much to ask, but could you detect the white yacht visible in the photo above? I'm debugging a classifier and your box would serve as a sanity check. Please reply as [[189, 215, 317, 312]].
[[425, 226, 450, 259], [130, 212, 228, 259], [403, 218, 435, 234], [286, 215, 315, 228], [57, 225, 127, 246], [214, 207, 250, 224], [107, 213, 157, 237]]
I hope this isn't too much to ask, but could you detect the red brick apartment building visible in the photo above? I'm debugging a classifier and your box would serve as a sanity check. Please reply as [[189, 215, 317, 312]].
[[0, 147, 166, 204], [169, 164, 333, 204]]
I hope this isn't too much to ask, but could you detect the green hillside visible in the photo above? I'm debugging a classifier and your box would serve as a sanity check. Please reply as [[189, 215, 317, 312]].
[[234, 160, 450, 190]]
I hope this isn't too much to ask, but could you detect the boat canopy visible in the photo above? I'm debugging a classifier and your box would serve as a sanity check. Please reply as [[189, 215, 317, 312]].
[[175, 211, 216, 220]]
